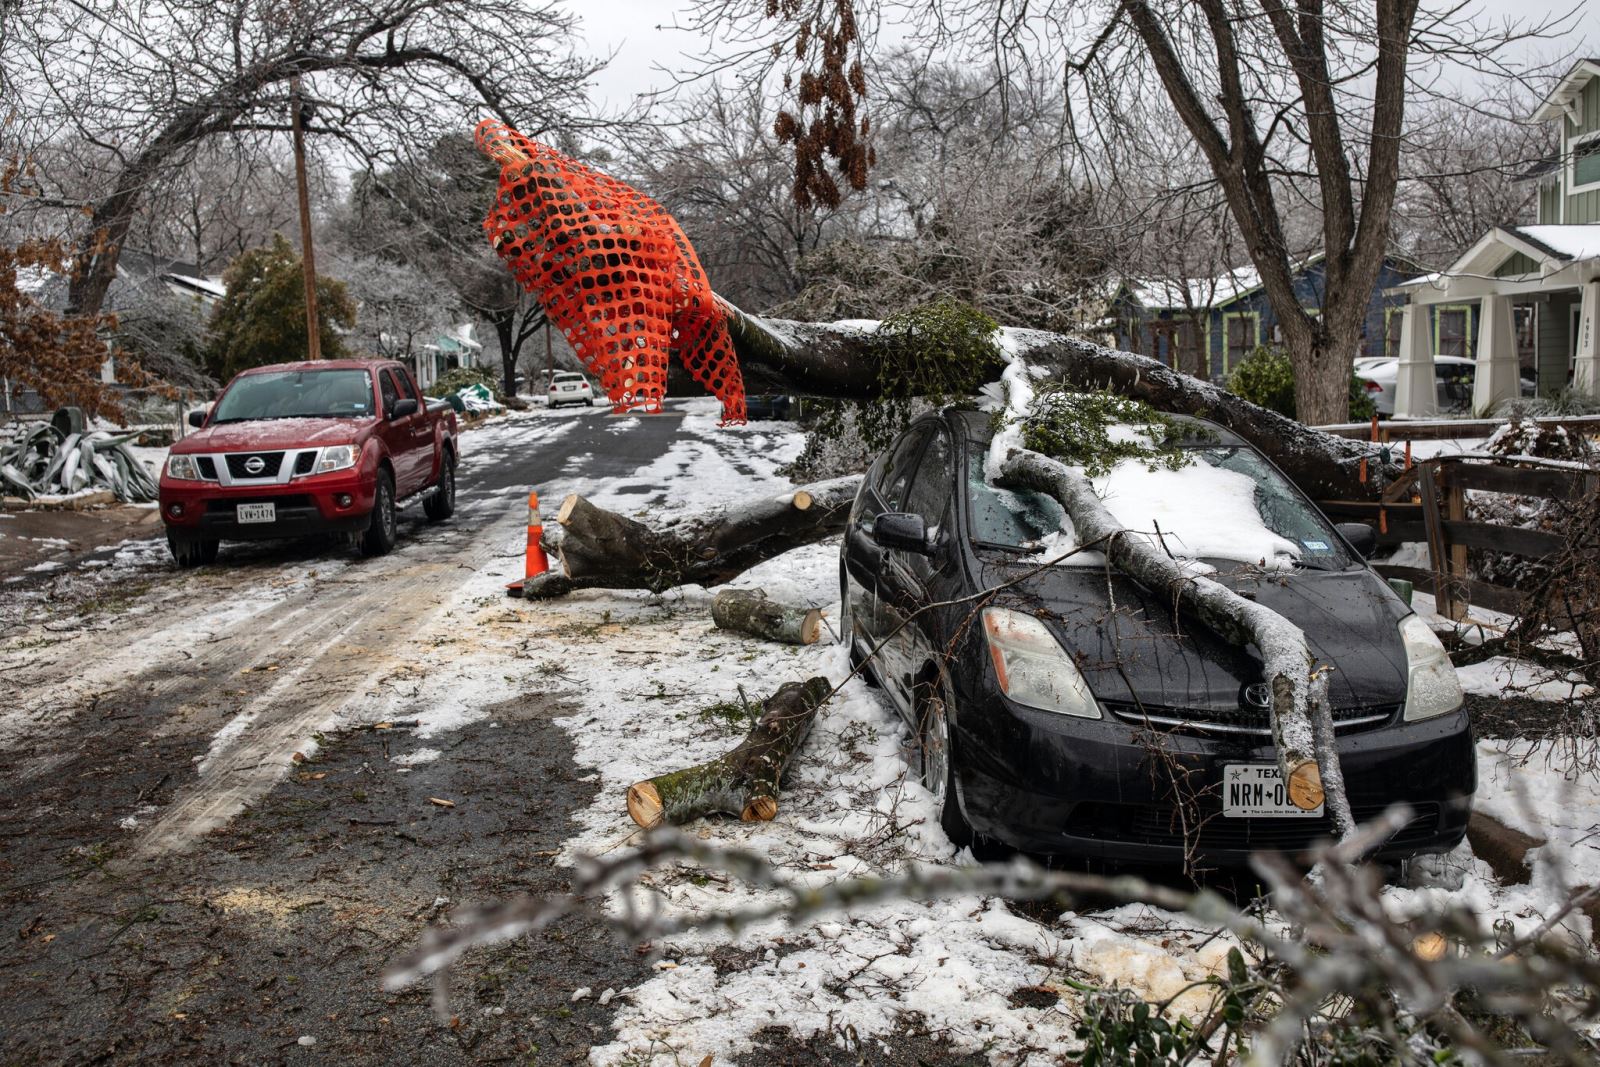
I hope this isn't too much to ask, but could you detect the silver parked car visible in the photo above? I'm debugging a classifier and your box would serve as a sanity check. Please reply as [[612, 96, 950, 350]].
[[1357, 355, 1535, 417]]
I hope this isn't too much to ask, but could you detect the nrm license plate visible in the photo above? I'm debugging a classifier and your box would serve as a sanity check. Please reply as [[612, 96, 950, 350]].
[[236, 503, 276, 524], [1222, 764, 1323, 818]]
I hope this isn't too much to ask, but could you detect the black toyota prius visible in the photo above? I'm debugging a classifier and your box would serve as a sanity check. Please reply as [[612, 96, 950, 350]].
[[839, 408, 1475, 866]]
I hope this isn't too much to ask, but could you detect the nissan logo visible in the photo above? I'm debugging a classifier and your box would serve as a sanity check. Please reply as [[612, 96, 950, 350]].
[[1241, 683, 1272, 709], [243, 456, 266, 475]]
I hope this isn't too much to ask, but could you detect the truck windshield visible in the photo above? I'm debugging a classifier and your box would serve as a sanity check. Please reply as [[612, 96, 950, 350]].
[[211, 370, 374, 423]]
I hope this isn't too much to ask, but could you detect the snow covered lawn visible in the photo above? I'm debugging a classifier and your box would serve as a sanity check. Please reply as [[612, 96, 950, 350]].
[[348, 399, 1600, 1064]]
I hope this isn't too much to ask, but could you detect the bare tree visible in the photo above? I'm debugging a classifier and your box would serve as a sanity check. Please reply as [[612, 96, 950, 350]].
[[4, 0, 601, 320], [328, 252, 458, 366], [686, 0, 1574, 424], [1396, 89, 1558, 270]]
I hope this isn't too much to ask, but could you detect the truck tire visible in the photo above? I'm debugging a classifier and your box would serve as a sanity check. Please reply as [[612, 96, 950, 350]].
[[423, 451, 456, 522], [361, 470, 398, 557], [168, 532, 219, 568]]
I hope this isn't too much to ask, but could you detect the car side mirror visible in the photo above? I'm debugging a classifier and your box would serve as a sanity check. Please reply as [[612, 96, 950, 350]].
[[390, 398, 419, 419], [187, 410, 207, 428], [872, 512, 932, 554], [1336, 522, 1377, 559]]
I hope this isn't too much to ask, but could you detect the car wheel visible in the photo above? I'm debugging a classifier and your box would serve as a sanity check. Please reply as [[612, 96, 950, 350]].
[[361, 470, 398, 557], [585, 398, 594, 407], [423, 451, 456, 522], [167, 533, 219, 568], [918, 685, 975, 850]]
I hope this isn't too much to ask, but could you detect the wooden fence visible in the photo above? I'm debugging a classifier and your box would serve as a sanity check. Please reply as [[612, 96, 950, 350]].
[[1319, 455, 1597, 621], [1314, 413, 1600, 442]]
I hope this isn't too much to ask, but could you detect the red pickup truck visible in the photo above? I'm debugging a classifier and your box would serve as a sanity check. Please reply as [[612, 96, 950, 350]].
[[159, 359, 459, 567]]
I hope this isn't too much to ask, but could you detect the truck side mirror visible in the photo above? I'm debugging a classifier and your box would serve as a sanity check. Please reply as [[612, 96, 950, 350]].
[[872, 512, 932, 555], [390, 398, 419, 419], [187, 410, 207, 428]]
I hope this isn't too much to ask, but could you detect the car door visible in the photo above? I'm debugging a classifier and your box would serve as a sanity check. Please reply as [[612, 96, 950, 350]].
[[848, 424, 931, 703], [877, 425, 954, 712], [376, 369, 417, 494], [391, 366, 433, 489]]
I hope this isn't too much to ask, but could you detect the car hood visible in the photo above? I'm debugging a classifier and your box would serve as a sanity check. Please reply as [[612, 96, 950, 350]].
[[976, 556, 1412, 710], [174, 417, 367, 453]]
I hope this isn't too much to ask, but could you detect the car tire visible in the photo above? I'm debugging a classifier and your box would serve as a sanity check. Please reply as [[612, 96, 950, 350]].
[[361, 470, 398, 557], [167, 533, 218, 568], [585, 398, 594, 407], [423, 451, 456, 522], [918, 684, 975, 850]]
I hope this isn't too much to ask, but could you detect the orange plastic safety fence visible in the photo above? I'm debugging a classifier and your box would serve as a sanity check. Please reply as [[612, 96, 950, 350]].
[[474, 120, 747, 424]]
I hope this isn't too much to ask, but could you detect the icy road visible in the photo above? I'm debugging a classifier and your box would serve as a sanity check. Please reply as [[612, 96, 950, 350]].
[[1, 400, 1591, 1066]]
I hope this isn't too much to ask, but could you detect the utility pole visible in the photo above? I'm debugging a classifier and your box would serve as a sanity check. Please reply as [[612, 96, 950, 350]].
[[545, 319, 553, 391], [289, 75, 322, 360]]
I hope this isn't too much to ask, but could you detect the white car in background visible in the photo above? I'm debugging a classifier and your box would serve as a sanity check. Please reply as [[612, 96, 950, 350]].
[[1357, 355, 1535, 417], [546, 371, 596, 408]]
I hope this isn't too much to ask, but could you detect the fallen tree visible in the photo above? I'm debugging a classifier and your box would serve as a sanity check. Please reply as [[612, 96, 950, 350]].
[[518, 478, 860, 599], [626, 676, 832, 827], [711, 589, 823, 646], [719, 299, 1391, 502]]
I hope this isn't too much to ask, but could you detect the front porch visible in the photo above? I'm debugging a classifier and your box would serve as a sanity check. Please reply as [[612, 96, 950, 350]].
[[1388, 225, 1599, 418]]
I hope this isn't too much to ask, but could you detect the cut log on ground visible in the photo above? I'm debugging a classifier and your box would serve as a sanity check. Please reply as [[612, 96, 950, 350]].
[[626, 676, 832, 827], [711, 588, 823, 645], [523, 476, 860, 598], [998, 449, 1356, 839], [720, 298, 1393, 501]]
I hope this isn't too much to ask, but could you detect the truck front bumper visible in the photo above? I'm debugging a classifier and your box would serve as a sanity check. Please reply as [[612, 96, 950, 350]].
[[159, 472, 375, 541]]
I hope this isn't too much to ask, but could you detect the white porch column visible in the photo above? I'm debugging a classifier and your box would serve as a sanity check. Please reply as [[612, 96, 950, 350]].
[[1472, 295, 1520, 416], [100, 355, 115, 385], [1392, 303, 1436, 418], [1575, 280, 1600, 398]]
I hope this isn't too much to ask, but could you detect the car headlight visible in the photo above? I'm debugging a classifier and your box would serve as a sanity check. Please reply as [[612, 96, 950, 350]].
[[982, 607, 1100, 718], [166, 454, 202, 480], [1399, 614, 1463, 720], [313, 445, 358, 475]]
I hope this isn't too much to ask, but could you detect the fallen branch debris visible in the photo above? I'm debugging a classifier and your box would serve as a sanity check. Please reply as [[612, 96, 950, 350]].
[[626, 676, 831, 827], [710, 588, 822, 645]]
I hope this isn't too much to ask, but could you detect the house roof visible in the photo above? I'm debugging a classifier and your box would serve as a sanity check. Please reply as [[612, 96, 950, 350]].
[[1131, 265, 1264, 311], [1531, 59, 1600, 124], [1388, 224, 1600, 294], [1510, 225, 1600, 262]]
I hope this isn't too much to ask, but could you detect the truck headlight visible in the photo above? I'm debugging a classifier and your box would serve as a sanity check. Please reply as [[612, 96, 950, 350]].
[[314, 445, 358, 475], [166, 454, 202, 480], [1399, 614, 1463, 720], [982, 607, 1100, 718]]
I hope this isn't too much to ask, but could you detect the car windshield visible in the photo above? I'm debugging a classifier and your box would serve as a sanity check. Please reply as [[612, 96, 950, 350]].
[[212, 369, 374, 423], [966, 445, 1351, 570]]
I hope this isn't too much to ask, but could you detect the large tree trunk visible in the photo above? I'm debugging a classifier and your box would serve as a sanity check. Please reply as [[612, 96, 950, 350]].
[[719, 299, 1392, 501], [627, 676, 832, 826], [517, 477, 860, 598], [998, 450, 1355, 838]]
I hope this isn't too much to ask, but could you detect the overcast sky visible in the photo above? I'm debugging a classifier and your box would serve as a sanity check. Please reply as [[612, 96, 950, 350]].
[[563, 0, 1596, 114]]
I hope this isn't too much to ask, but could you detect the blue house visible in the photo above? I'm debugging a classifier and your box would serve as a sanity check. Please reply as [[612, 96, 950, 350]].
[[1108, 254, 1424, 382]]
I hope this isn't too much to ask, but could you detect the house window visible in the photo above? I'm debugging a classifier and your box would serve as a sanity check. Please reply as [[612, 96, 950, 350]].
[[1575, 133, 1600, 189], [1435, 306, 1471, 357], [1224, 314, 1258, 372], [1176, 320, 1203, 376], [1515, 304, 1536, 372]]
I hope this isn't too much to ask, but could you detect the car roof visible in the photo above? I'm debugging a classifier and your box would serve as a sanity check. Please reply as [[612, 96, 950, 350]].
[[946, 406, 1247, 448], [237, 359, 386, 375], [553, 371, 585, 378]]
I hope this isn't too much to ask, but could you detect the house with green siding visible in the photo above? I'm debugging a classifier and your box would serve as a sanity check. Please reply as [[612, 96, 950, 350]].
[[1387, 58, 1600, 417]]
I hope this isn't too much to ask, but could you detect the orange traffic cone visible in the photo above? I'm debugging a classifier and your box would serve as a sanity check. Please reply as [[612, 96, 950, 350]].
[[506, 490, 549, 597]]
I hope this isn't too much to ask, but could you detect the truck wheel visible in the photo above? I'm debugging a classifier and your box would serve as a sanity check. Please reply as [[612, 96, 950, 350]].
[[361, 470, 398, 557], [168, 533, 219, 568], [423, 451, 456, 522]]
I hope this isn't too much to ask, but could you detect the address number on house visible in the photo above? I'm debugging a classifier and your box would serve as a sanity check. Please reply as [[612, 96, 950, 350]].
[[1222, 764, 1323, 818], [237, 503, 276, 524]]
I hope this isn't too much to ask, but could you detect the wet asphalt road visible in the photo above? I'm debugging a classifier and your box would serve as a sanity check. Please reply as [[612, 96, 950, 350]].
[[0, 406, 694, 1066]]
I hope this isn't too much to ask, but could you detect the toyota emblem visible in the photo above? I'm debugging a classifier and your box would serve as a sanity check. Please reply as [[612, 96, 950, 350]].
[[244, 456, 265, 475], [1242, 683, 1272, 709]]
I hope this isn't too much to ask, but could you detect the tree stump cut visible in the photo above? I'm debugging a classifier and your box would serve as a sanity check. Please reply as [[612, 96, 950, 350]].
[[626, 676, 832, 827], [711, 588, 823, 645]]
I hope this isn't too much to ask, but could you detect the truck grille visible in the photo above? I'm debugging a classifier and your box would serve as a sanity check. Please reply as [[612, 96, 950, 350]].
[[224, 452, 284, 478], [293, 452, 316, 475], [196, 456, 219, 480], [1104, 701, 1397, 737]]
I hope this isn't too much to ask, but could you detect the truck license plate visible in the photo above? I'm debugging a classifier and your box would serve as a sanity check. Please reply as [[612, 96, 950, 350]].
[[237, 503, 276, 524], [1222, 764, 1322, 818]]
